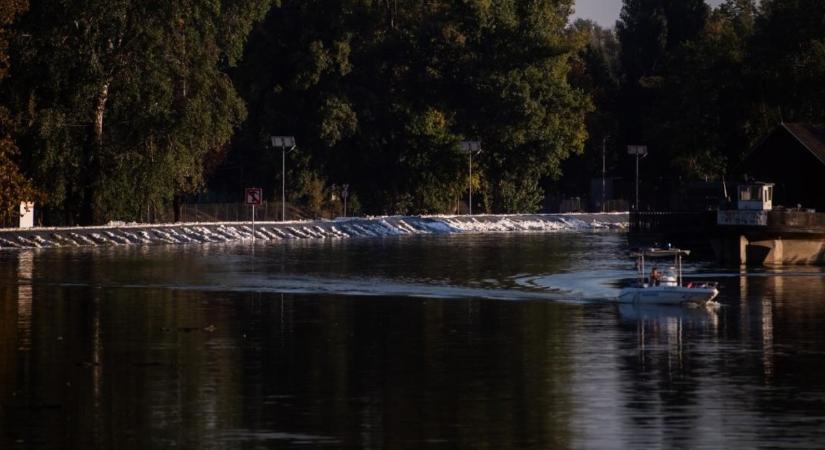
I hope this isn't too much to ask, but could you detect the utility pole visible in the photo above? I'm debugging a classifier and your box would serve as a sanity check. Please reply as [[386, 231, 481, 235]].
[[342, 184, 349, 217], [602, 136, 607, 212]]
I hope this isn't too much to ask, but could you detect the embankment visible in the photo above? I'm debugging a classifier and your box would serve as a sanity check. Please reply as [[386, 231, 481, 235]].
[[0, 213, 628, 249]]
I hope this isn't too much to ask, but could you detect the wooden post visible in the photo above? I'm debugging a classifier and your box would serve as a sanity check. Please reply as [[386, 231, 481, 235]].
[[739, 235, 749, 266]]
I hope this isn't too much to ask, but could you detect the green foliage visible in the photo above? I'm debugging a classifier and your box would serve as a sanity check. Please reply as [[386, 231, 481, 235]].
[[0, 0, 28, 80], [8, 0, 272, 224], [6, 0, 821, 221], [0, 0, 36, 224], [601, 0, 825, 211], [230, 0, 590, 215], [0, 111, 39, 223], [563, 20, 621, 198], [613, 0, 753, 187], [752, 0, 825, 125], [344, 192, 361, 217], [318, 96, 357, 146], [497, 176, 544, 213], [655, 0, 758, 178], [296, 170, 326, 218]]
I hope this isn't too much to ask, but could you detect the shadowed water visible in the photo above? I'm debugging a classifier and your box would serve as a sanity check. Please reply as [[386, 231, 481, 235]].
[[1, 233, 825, 449]]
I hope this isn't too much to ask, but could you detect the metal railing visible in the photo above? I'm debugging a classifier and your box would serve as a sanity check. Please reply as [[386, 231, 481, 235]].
[[630, 211, 716, 234], [767, 210, 825, 228], [178, 202, 309, 223], [631, 209, 825, 234]]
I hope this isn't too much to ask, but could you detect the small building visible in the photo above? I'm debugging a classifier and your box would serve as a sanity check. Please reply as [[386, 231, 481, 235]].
[[19, 202, 35, 228], [736, 182, 774, 211], [717, 182, 773, 226], [739, 123, 825, 212]]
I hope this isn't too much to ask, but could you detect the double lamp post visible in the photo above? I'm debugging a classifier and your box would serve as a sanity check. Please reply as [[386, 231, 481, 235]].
[[459, 141, 482, 215], [271, 136, 296, 221], [627, 145, 647, 211], [268, 137, 644, 219]]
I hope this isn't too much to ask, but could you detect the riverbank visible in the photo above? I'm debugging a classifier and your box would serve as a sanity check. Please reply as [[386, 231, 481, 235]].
[[0, 213, 628, 249]]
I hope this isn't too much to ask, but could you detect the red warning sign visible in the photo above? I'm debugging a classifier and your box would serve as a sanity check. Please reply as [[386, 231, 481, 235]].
[[245, 188, 263, 205]]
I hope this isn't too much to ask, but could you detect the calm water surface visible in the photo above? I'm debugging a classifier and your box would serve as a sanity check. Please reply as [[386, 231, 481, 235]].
[[1, 232, 825, 449]]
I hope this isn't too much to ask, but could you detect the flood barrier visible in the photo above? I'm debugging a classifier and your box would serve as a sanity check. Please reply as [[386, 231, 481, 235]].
[[0, 213, 629, 250]]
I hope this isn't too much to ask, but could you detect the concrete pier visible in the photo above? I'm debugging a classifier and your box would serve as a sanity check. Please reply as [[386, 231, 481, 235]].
[[632, 210, 825, 266], [712, 233, 825, 266]]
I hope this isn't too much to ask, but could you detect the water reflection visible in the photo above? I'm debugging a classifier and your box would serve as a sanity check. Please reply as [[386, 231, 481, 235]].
[[617, 303, 720, 325], [17, 251, 33, 352], [617, 301, 721, 384], [1, 235, 825, 448]]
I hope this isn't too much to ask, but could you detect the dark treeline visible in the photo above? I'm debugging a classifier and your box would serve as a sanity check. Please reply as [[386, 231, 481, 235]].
[[567, 0, 825, 209], [0, 0, 823, 224]]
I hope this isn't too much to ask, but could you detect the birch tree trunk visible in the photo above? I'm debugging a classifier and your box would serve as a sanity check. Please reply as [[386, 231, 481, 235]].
[[80, 80, 110, 225]]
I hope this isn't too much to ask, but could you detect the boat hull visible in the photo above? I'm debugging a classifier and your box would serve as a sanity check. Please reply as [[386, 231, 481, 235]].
[[617, 286, 719, 306]]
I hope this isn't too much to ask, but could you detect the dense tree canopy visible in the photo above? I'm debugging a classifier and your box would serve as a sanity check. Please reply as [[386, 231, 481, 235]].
[[7, 0, 272, 224], [1, 0, 824, 223], [752, 0, 825, 125], [564, 19, 621, 202], [587, 0, 823, 206], [0, 0, 36, 224], [229, 0, 590, 215]]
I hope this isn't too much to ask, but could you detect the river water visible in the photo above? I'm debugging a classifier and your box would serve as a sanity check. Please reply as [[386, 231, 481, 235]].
[[1, 232, 825, 449]]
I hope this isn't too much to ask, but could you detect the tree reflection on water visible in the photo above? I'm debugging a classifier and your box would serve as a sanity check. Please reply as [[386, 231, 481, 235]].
[[1, 237, 824, 448]]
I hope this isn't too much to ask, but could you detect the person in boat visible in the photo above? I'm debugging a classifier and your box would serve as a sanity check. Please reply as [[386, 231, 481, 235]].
[[650, 266, 661, 286]]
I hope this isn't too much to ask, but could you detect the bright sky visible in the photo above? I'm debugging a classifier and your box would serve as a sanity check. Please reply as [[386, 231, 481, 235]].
[[573, 0, 726, 28]]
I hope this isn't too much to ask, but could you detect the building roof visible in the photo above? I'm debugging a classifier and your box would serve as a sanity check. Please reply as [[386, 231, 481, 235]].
[[781, 123, 825, 166]]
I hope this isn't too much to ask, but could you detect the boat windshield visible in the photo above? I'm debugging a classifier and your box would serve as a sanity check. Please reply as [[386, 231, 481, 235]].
[[662, 267, 678, 286], [631, 248, 686, 287]]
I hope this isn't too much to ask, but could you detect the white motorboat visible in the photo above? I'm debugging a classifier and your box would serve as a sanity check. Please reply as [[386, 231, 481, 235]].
[[618, 248, 719, 306]]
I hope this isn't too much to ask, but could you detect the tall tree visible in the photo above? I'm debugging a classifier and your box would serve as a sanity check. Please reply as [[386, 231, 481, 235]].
[[10, 0, 272, 224], [656, 0, 758, 179], [615, 0, 711, 208], [0, 0, 36, 224], [231, 0, 590, 214], [752, 0, 825, 126], [563, 19, 621, 202], [616, 0, 709, 126]]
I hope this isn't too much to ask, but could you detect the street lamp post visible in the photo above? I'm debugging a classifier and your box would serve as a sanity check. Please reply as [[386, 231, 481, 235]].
[[342, 184, 349, 217], [627, 145, 648, 211], [271, 136, 297, 221], [602, 136, 607, 212], [459, 141, 482, 215]]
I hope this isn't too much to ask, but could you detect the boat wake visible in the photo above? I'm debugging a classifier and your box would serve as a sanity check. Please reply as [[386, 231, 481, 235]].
[[196, 273, 606, 303], [39, 274, 593, 304], [511, 270, 632, 301]]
